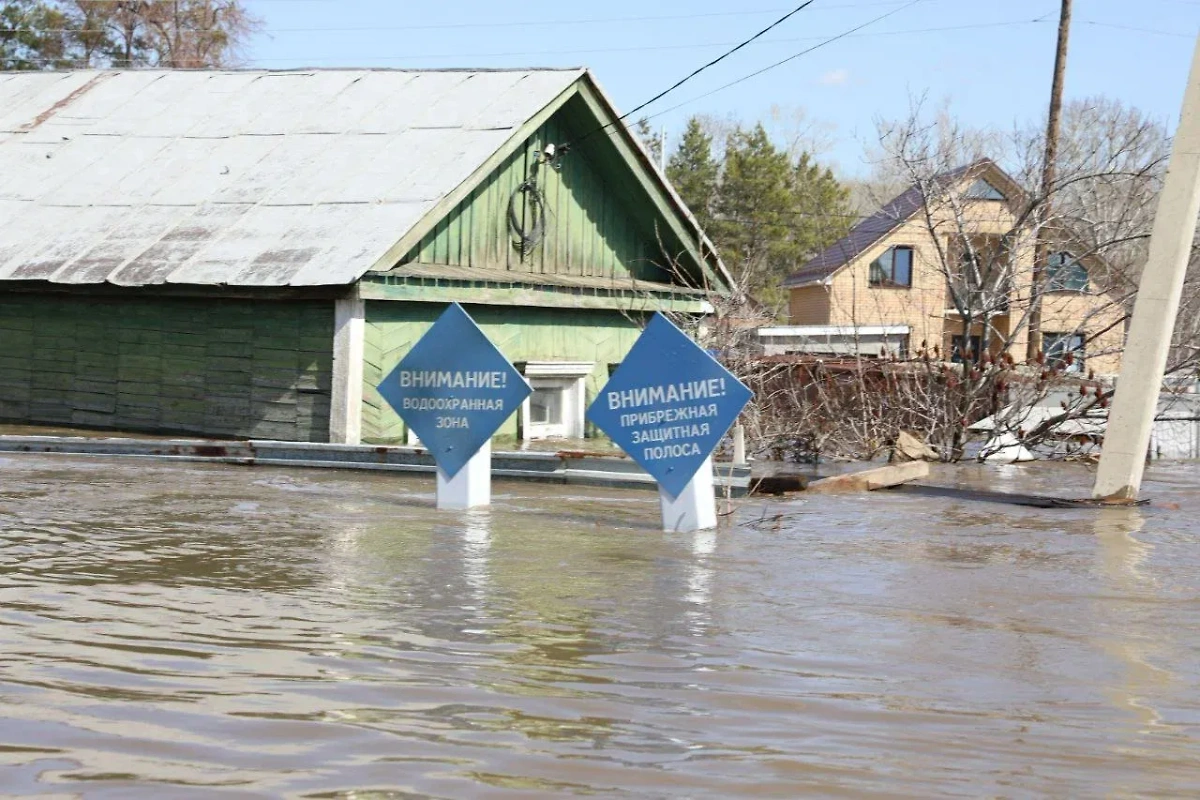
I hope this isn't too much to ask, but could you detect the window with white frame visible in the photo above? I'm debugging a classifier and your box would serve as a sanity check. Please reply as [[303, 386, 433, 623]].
[[1044, 331, 1085, 373], [1046, 252, 1090, 292], [518, 361, 594, 440]]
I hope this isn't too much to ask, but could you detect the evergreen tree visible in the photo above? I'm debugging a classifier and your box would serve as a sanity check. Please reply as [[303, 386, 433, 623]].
[[711, 124, 800, 305], [665, 117, 852, 309], [790, 151, 854, 272], [1, 1, 72, 69], [633, 117, 662, 167], [666, 117, 719, 234]]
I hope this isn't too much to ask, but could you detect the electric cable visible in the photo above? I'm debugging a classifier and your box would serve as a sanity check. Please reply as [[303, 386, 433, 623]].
[[508, 170, 548, 256], [566, 0, 821, 149], [644, 0, 925, 122]]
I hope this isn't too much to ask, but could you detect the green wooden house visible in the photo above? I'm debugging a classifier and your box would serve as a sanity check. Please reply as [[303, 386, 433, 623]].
[[0, 68, 730, 444]]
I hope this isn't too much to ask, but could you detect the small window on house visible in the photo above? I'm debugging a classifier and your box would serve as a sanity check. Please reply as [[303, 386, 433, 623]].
[[1044, 332, 1085, 373], [518, 361, 594, 441], [529, 387, 564, 428], [1046, 252, 1090, 292], [868, 246, 913, 287], [965, 178, 1007, 201], [951, 334, 983, 364]]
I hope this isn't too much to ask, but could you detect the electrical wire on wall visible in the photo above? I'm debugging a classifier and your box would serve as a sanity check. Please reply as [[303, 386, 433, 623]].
[[508, 143, 561, 257]]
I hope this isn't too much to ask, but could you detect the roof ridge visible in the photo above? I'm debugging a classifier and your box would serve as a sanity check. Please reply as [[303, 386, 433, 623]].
[[0, 66, 587, 76], [783, 157, 1015, 288]]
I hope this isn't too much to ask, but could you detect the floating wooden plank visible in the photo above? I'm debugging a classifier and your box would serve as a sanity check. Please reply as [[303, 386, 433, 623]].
[[805, 461, 930, 494]]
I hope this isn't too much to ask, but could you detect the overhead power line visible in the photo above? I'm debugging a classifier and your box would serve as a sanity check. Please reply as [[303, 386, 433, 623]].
[[0, 1, 920, 36], [1, 19, 1052, 67], [560, 0, 824, 150], [607, 0, 821, 129], [1081, 20, 1193, 38], [644, 0, 925, 121]]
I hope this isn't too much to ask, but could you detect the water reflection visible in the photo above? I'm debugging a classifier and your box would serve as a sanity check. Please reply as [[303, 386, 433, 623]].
[[1093, 509, 1175, 733], [460, 510, 491, 608], [3, 455, 1200, 797], [685, 529, 716, 636]]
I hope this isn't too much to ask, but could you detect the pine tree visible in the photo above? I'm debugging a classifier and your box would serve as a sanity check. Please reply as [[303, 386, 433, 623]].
[[687, 123, 854, 308], [0, 1, 72, 69], [790, 152, 854, 271], [633, 118, 662, 167], [710, 124, 801, 305], [666, 117, 719, 234]]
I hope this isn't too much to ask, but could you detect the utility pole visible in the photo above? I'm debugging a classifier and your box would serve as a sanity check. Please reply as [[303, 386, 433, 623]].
[[1027, 0, 1073, 362], [1093, 33, 1200, 501]]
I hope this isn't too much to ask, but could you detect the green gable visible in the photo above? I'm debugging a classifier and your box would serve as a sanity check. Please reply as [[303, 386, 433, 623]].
[[402, 102, 667, 283], [377, 81, 726, 296]]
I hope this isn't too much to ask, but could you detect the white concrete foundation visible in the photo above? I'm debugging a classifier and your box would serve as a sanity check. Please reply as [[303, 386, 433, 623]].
[[732, 425, 747, 467], [437, 440, 491, 510], [659, 457, 717, 532]]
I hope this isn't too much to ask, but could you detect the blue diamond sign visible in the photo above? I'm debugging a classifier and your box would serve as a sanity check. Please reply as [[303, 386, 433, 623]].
[[377, 303, 531, 478], [588, 312, 752, 497]]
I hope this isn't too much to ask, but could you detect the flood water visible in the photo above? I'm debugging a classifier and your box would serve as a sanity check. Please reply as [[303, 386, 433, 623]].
[[2, 454, 1199, 798]]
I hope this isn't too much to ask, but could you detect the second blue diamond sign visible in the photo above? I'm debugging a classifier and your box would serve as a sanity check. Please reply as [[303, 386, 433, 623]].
[[587, 313, 752, 497], [377, 303, 531, 478]]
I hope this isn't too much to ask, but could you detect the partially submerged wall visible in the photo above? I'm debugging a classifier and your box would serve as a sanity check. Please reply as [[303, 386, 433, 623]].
[[0, 294, 333, 441]]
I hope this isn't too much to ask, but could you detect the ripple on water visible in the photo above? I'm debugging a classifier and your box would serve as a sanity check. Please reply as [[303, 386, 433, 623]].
[[1, 455, 1200, 797]]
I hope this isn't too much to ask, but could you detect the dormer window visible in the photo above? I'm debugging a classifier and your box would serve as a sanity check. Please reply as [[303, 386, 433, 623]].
[[964, 178, 1006, 201], [868, 246, 913, 288], [1046, 251, 1089, 292]]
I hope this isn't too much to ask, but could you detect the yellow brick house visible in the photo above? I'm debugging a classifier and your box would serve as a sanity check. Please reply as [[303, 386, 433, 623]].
[[774, 159, 1125, 377]]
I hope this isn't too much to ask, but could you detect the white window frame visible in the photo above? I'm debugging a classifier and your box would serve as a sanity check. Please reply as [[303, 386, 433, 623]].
[[518, 361, 593, 441]]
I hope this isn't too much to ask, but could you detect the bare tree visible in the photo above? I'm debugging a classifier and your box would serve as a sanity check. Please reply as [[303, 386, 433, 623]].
[[63, 0, 258, 67], [734, 98, 1177, 464]]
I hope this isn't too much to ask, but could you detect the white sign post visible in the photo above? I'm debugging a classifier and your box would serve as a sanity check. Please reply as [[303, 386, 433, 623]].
[[436, 440, 491, 510], [377, 304, 530, 511], [659, 456, 717, 533], [588, 313, 753, 533]]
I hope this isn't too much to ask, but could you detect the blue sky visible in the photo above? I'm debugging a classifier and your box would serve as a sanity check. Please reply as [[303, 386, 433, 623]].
[[243, 0, 1198, 176]]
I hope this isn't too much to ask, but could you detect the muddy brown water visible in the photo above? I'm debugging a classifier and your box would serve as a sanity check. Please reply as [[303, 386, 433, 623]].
[[1, 454, 1199, 798]]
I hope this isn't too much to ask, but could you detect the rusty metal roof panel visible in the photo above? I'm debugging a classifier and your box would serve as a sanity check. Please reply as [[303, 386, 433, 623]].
[[107, 203, 255, 286], [49, 205, 189, 285], [0, 71, 97, 132], [0, 68, 582, 287], [0, 205, 130, 281]]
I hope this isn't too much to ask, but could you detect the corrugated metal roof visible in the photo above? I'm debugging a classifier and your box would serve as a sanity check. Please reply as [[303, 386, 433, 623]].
[[0, 68, 583, 287]]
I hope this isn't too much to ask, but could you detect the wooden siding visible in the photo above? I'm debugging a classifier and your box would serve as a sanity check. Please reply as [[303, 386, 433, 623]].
[[0, 295, 333, 440], [362, 302, 642, 443], [402, 104, 672, 284]]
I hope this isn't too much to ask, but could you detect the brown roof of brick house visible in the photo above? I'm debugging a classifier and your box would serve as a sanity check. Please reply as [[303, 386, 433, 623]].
[[783, 160, 1011, 288]]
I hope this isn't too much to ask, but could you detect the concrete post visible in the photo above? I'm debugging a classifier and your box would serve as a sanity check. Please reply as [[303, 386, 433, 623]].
[[1094, 33, 1200, 501], [660, 457, 717, 532], [330, 291, 365, 445], [732, 424, 748, 467], [437, 440, 491, 510]]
